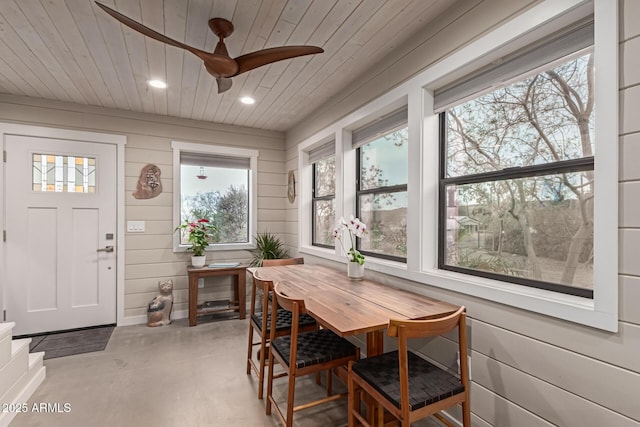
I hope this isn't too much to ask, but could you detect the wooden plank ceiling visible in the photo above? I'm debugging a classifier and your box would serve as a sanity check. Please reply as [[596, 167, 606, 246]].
[[0, 0, 453, 132]]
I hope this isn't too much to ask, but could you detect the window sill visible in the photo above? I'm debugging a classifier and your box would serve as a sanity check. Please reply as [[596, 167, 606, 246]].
[[174, 242, 255, 253], [301, 246, 617, 332], [419, 268, 617, 332]]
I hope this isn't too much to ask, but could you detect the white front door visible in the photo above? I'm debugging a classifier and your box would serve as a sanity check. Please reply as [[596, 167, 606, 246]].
[[5, 135, 117, 336]]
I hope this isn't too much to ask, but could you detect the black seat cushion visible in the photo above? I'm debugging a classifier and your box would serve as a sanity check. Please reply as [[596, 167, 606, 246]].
[[271, 328, 358, 369], [352, 350, 464, 411], [252, 308, 316, 334]]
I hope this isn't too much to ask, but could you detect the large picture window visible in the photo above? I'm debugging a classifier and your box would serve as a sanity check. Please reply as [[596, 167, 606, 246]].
[[438, 29, 594, 297], [355, 107, 408, 261], [172, 141, 258, 251], [311, 142, 336, 247]]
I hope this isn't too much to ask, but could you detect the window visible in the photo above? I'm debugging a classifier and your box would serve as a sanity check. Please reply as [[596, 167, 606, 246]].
[[354, 107, 408, 261], [438, 23, 594, 298], [32, 153, 95, 193], [172, 141, 258, 251], [310, 142, 336, 248]]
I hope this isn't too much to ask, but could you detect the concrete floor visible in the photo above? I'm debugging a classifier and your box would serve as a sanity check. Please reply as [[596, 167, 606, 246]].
[[11, 315, 443, 427]]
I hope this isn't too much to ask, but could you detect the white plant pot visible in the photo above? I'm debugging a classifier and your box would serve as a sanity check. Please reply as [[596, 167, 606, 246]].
[[347, 261, 364, 280], [191, 255, 206, 268]]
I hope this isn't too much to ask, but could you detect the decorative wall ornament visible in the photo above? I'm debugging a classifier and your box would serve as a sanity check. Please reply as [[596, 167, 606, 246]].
[[133, 163, 162, 199], [287, 170, 296, 203]]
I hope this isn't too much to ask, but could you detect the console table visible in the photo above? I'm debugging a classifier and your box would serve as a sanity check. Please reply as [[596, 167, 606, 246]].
[[187, 265, 247, 326]]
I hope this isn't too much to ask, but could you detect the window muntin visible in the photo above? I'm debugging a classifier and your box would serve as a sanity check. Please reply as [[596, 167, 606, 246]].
[[357, 126, 408, 261], [32, 153, 96, 193], [440, 52, 594, 297], [312, 155, 335, 247]]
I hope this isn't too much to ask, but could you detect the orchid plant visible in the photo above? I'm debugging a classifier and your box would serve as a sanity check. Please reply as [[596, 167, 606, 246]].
[[333, 215, 368, 265], [175, 219, 217, 256]]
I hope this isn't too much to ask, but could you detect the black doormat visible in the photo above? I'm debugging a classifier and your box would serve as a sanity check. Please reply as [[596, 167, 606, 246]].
[[24, 325, 115, 360]]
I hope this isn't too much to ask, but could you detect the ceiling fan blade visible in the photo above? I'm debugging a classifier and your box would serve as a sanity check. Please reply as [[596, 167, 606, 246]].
[[95, 2, 238, 78], [233, 46, 324, 76], [95, 2, 193, 52], [216, 78, 233, 94]]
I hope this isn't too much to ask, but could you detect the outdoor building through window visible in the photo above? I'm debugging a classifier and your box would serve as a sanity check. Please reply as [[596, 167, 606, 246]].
[[355, 107, 408, 261], [437, 22, 594, 298], [310, 141, 336, 248], [172, 142, 258, 250]]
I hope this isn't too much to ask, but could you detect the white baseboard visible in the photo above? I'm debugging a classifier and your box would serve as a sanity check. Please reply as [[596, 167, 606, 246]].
[[117, 309, 188, 327]]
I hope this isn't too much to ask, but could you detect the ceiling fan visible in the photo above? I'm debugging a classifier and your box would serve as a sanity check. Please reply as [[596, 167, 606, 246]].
[[95, 2, 324, 94]]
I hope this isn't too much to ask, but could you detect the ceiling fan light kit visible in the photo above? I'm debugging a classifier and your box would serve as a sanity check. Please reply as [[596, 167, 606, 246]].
[[95, 2, 324, 94]]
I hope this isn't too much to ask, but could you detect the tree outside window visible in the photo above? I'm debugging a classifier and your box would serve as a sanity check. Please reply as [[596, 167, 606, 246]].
[[180, 164, 249, 244], [312, 155, 335, 247], [357, 126, 408, 261], [172, 143, 257, 251]]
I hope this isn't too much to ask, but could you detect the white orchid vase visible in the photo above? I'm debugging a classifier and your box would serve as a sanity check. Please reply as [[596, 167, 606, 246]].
[[333, 215, 367, 265]]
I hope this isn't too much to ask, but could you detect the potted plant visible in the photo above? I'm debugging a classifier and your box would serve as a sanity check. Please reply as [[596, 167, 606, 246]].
[[249, 232, 289, 267], [333, 215, 368, 279], [175, 219, 218, 267]]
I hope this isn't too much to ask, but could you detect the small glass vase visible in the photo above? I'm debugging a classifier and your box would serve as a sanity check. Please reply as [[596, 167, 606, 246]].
[[191, 255, 206, 268], [347, 261, 364, 280]]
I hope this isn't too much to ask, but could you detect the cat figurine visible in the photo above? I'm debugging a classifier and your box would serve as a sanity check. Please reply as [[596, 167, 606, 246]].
[[147, 279, 174, 327]]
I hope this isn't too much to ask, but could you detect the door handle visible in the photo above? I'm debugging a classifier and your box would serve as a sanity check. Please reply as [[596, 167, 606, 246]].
[[97, 245, 114, 253]]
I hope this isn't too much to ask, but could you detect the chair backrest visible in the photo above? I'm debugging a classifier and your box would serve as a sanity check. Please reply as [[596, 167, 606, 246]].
[[250, 276, 275, 323], [270, 283, 306, 371], [388, 306, 469, 419], [387, 306, 465, 339], [253, 276, 275, 295], [272, 282, 307, 315], [261, 257, 304, 267]]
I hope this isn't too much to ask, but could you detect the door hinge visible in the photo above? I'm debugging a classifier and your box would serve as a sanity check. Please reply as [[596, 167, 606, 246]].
[[2, 230, 5, 242], [2, 150, 5, 163], [2, 310, 5, 322]]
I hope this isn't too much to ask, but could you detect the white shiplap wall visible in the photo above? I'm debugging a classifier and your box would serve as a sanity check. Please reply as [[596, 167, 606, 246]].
[[285, 0, 640, 426], [0, 94, 287, 323]]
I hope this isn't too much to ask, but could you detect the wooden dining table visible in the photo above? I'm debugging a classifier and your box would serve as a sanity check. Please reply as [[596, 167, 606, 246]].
[[248, 263, 460, 357]]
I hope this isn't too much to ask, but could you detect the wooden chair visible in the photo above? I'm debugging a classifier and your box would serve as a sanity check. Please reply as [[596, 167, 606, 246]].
[[266, 283, 361, 427], [347, 306, 470, 427], [246, 258, 316, 399], [261, 257, 305, 267]]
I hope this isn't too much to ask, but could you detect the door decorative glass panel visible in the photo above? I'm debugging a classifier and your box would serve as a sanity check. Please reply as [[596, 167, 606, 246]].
[[32, 153, 96, 193]]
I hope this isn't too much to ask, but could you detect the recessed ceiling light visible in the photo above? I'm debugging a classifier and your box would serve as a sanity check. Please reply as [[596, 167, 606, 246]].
[[240, 96, 255, 105], [148, 79, 167, 89]]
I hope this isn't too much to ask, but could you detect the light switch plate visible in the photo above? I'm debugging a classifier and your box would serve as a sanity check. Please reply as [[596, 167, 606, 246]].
[[127, 221, 145, 233]]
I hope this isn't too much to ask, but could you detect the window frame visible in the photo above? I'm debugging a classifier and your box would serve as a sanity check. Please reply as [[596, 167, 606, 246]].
[[171, 140, 259, 252]]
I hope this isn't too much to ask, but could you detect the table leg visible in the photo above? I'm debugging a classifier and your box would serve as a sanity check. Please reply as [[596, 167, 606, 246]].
[[366, 330, 384, 357], [364, 330, 385, 424], [189, 273, 198, 326]]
